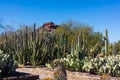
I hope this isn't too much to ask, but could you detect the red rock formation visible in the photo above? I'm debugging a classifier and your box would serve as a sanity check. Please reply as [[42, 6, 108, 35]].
[[38, 22, 57, 32]]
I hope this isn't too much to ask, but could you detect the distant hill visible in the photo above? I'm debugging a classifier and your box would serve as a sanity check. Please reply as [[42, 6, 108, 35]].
[[38, 22, 59, 32]]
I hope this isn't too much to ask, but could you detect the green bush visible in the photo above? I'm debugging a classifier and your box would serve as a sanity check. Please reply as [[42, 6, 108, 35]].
[[0, 50, 17, 76]]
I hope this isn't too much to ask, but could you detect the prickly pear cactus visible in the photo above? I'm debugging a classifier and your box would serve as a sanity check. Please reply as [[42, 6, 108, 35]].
[[0, 50, 17, 76]]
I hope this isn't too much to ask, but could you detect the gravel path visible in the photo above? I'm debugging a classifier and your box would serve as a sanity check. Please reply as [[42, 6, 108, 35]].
[[16, 66, 120, 80]]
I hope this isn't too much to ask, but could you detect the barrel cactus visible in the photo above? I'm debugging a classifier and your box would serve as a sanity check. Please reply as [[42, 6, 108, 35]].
[[0, 50, 17, 76]]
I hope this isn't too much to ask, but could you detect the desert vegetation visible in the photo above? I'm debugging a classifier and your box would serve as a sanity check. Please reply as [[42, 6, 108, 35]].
[[0, 21, 120, 79]]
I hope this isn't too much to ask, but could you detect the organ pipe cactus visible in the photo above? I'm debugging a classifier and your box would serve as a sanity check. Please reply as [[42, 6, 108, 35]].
[[0, 23, 105, 69]]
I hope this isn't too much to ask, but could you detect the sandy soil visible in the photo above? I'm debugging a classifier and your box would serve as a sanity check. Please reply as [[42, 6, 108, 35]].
[[16, 66, 120, 80]]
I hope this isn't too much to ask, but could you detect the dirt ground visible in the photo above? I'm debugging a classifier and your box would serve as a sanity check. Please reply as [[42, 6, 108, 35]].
[[16, 66, 120, 80]]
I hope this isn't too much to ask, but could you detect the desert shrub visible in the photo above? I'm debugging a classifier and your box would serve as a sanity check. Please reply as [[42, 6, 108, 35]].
[[0, 50, 17, 76]]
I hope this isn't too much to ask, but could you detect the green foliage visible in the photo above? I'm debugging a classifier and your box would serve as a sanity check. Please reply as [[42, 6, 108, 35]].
[[0, 50, 17, 76], [0, 26, 66, 65], [61, 54, 84, 71], [1, 21, 120, 78], [0, 21, 104, 66], [83, 55, 120, 77], [51, 55, 120, 77], [113, 41, 120, 55]]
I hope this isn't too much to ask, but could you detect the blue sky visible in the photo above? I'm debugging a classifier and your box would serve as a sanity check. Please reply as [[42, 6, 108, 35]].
[[0, 0, 120, 43]]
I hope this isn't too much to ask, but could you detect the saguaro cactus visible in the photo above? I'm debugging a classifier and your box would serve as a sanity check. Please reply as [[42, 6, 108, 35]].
[[104, 29, 109, 55]]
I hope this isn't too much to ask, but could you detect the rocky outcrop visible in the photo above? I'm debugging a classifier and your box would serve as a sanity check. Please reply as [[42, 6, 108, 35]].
[[38, 22, 57, 32]]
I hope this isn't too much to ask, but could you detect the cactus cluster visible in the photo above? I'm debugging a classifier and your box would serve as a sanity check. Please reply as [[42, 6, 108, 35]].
[[0, 23, 104, 66], [60, 54, 120, 77], [0, 50, 17, 76], [1, 22, 119, 77], [61, 54, 83, 71], [0, 25, 69, 66], [83, 55, 120, 77]]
